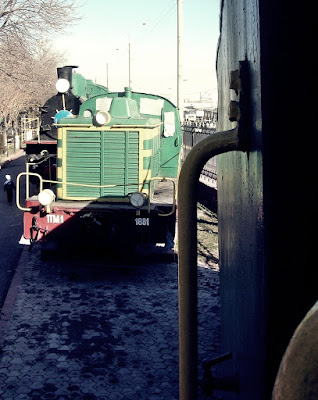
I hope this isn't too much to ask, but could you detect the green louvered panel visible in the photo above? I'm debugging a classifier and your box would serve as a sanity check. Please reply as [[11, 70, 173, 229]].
[[66, 131, 101, 197], [65, 130, 139, 199], [101, 131, 139, 196]]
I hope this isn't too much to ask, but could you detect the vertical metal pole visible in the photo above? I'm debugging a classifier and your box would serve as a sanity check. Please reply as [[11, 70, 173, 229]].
[[178, 128, 241, 400], [177, 0, 183, 120], [128, 42, 131, 87], [26, 163, 30, 200]]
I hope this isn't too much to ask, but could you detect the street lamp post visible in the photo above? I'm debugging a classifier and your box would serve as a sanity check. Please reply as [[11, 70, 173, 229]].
[[177, 0, 184, 121], [128, 42, 131, 87]]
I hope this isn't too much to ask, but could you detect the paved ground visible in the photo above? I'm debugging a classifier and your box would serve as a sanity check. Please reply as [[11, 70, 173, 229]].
[[0, 152, 25, 307], [0, 244, 221, 400]]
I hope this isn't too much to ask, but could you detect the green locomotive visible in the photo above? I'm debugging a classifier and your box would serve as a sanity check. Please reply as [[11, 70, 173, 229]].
[[17, 66, 182, 254]]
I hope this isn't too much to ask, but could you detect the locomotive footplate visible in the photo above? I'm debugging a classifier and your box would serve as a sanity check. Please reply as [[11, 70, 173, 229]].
[[22, 199, 176, 251]]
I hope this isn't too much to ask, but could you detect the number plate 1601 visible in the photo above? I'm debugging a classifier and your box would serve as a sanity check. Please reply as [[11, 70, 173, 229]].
[[135, 218, 150, 226]]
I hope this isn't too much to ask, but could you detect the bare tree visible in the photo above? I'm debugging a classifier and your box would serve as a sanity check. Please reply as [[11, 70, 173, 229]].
[[0, 37, 61, 113], [0, 38, 58, 153], [0, 0, 81, 154], [0, 0, 80, 44]]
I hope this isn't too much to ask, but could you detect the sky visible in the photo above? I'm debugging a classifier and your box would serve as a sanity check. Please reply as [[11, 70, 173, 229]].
[[53, 0, 220, 106]]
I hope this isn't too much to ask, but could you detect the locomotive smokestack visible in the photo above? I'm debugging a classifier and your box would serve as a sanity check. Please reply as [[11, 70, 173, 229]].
[[57, 65, 78, 91]]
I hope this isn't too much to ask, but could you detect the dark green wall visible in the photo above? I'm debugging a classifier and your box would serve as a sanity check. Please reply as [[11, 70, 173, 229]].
[[216, 0, 315, 399]]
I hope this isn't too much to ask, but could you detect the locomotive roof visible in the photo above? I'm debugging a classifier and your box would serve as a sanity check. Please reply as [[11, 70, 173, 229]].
[[56, 88, 179, 128]]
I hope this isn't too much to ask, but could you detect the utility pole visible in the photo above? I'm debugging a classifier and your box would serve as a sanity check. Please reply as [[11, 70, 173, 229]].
[[177, 0, 183, 121], [128, 42, 132, 88]]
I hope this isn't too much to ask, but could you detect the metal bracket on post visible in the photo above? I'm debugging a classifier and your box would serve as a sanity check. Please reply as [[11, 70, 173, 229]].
[[178, 60, 250, 400], [200, 353, 239, 395]]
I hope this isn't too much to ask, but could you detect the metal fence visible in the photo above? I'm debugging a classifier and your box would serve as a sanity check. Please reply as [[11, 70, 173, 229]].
[[20, 116, 39, 145], [182, 121, 217, 182]]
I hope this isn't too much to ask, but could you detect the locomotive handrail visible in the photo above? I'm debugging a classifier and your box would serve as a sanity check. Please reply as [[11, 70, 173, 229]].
[[178, 126, 248, 400], [147, 177, 176, 217], [17, 172, 137, 209], [17, 170, 175, 213], [18, 171, 153, 190], [111, 123, 163, 128], [16, 172, 44, 211], [54, 123, 163, 129]]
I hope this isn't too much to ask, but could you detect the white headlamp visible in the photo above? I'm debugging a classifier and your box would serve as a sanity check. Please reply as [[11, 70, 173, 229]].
[[38, 189, 56, 206], [94, 111, 111, 126], [55, 78, 70, 93]]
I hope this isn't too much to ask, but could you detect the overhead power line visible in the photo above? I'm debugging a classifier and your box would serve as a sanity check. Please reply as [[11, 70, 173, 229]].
[[135, 1, 176, 42], [147, 1, 176, 34]]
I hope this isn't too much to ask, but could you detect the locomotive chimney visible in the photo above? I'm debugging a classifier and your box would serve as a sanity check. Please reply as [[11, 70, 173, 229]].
[[57, 65, 78, 91]]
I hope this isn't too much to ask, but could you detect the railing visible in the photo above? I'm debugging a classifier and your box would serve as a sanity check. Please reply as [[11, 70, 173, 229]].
[[20, 117, 40, 145], [16, 170, 176, 217], [182, 121, 217, 184]]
